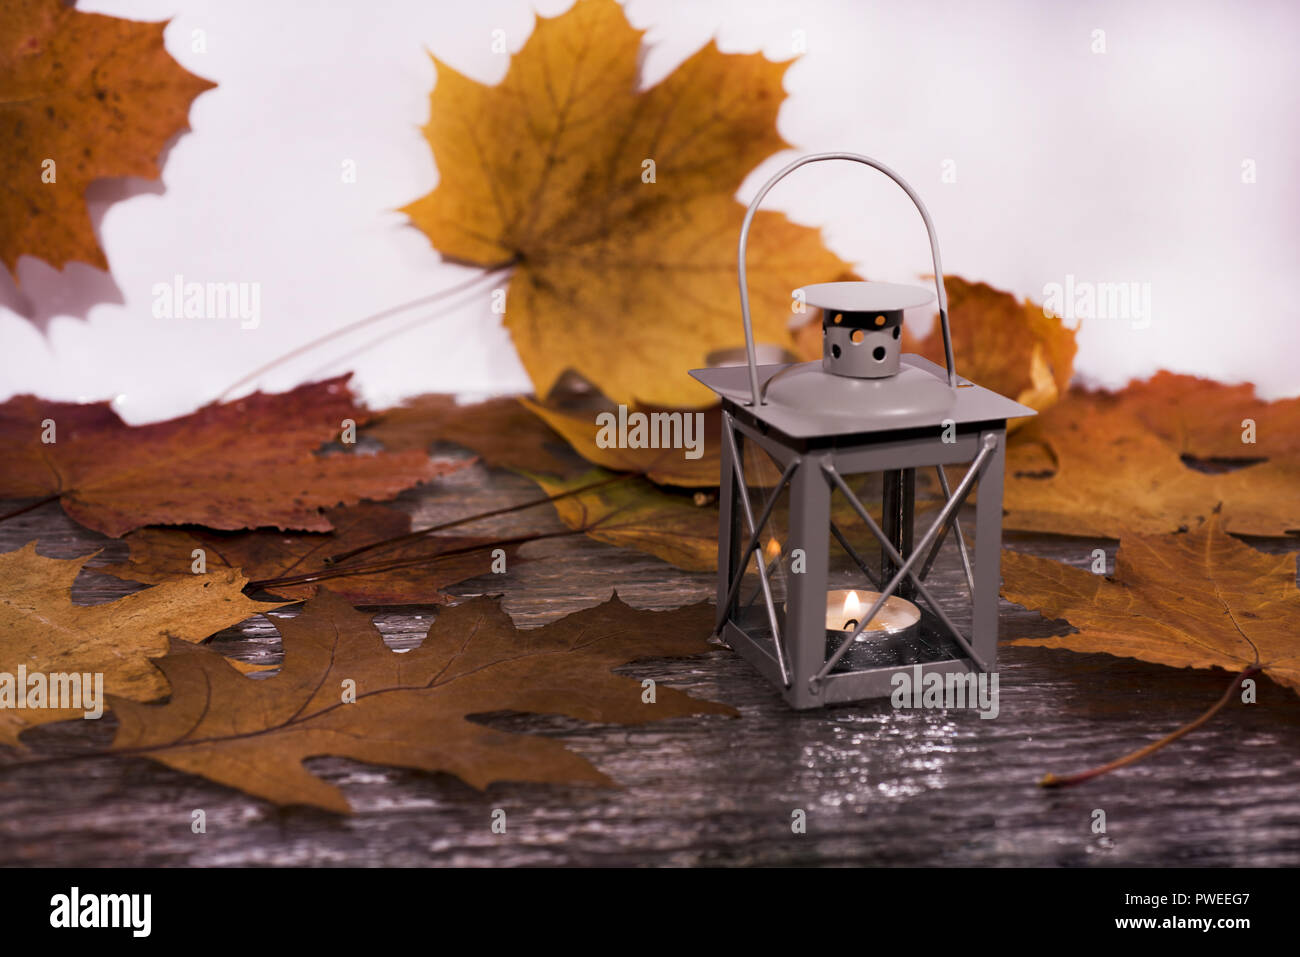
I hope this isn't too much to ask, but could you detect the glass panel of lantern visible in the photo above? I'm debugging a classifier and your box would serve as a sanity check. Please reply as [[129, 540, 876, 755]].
[[822, 467, 977, 675]]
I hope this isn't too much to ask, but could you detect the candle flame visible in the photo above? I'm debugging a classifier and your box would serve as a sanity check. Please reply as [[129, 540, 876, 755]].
[[843, 590, 863, 619]]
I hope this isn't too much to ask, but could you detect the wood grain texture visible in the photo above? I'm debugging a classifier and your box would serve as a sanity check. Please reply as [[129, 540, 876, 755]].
[[1, 454, 1298, 867]]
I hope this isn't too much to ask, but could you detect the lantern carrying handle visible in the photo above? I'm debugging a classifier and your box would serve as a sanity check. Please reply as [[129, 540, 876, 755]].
[[736, 152, 956, 404]]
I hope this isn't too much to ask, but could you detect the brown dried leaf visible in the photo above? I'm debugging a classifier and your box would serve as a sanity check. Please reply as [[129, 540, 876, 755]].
[[108, 589, 735, 812], [902, 276, 1076, 415], [0, 543, 282, 746], [95, 504, 517, 605], [402, 0, 852, 408], [1, 0, 213, 277], [1001, 518, 1300, 693], [0, 376, 457, 537], [1003, 380, 1300, 538], [364, 394, 573, 473], [1095, 371, 1300, 465]]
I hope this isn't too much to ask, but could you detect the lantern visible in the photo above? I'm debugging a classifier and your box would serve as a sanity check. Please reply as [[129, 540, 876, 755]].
[[691, 153, 1035, 709]]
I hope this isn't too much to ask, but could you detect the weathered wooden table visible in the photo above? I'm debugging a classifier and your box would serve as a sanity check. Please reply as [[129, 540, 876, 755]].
[[2, 455, 1298, 867]]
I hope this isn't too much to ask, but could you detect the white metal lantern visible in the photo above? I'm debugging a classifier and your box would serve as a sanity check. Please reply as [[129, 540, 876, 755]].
[[691, 153, 1035, 709]]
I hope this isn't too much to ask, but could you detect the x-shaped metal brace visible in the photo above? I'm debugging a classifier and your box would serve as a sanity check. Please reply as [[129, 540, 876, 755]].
[[713, 413, 797, 686]]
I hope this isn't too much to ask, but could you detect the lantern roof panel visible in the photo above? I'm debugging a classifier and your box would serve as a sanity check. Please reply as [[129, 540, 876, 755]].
[[690, 354, 1036, 439]]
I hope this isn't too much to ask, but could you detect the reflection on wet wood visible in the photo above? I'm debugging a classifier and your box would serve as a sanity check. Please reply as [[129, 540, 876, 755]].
[[1, 455, 1297, 866]]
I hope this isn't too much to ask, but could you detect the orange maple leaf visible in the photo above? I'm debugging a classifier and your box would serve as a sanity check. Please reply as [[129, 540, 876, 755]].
[[1, 0, 213, 277]]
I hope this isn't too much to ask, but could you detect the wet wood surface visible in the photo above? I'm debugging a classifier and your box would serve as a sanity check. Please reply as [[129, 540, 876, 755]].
[[1, 455, 1298, 867]]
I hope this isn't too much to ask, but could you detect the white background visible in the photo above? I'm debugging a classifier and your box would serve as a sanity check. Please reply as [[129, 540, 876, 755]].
[[2, 0, 1297, 422]]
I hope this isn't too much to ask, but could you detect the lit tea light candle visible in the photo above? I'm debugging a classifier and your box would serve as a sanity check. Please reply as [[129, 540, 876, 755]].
[[825, 588, 920, 634], [835, 589, 863, 631]]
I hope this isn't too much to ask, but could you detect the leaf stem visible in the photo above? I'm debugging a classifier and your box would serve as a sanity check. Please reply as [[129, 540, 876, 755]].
[[0, 493, 63, 524], [212, 260, 517, 403], [1039, 664, 1261, 788], [247, 528, 583, 591]]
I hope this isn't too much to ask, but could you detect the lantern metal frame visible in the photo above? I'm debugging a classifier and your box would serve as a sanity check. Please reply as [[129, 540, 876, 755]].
[[691, 153, 1035, 709]]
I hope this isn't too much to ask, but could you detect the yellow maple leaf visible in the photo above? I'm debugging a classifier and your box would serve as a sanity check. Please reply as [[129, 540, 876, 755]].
[[402, 0, 852, 408], [0, 544, 281, 746]]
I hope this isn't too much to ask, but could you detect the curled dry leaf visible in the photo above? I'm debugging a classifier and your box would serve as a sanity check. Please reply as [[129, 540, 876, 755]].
[[107, 589, 735, 813], [95, 504, 520, 605], [0, 543, 283, 747], [522, 397, 721, 487], [1002, 378, 1300, 538], [365, 394, 725, 569], [1, 0, 213, 278], [525, 465, 911, 574], [0, 376, 457, 537], [902, 277, 1076, 417], [1001, 518, 1299, 694], [402, 0, 852, 408], [526, 468, 719, 572], [793, 276, 1075, 420]]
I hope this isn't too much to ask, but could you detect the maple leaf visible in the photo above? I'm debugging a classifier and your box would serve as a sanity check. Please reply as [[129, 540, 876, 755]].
[[94, 504, 520, 605], [902, 276, 1076, 415], [1091, 370, 1300, 466], [1002, 379, 1300, 537], [527, 468, 719, 572], [1000, 518, 1300, 694], [363, 394, 573, 473], [522, 397, 721, 487], [0, 376, 458, 537], [402, 0, 852, 408], [1, 0, 213, 277], [107, 589, 735, 813], [0, 543, 282, 747]]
